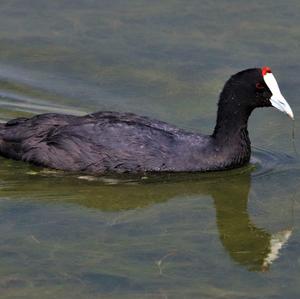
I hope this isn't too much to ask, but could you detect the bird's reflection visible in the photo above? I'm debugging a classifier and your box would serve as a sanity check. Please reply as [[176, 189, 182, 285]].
[[0, 160, 292, 272], [211, 173, 291, 271]]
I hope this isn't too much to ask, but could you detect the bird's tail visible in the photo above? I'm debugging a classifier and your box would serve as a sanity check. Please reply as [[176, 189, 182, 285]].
[[0, 122, 6, 143], [0, 122, 5, 133]]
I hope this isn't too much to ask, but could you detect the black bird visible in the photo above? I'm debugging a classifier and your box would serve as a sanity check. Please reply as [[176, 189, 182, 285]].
[[0, 67, 294, 174]]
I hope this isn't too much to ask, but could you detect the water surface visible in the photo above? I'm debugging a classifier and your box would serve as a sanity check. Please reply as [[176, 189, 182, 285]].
[[0, 1, 300, 298]]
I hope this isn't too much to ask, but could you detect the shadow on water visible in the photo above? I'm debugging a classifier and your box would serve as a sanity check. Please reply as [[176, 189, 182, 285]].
[[0, 147, 296, 273]]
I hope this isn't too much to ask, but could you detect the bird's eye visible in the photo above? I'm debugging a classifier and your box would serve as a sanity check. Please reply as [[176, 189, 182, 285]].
[[256, 83, 265, 90]]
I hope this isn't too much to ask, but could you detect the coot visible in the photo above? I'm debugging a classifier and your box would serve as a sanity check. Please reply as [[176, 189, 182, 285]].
[[0, 67, 294, 174]]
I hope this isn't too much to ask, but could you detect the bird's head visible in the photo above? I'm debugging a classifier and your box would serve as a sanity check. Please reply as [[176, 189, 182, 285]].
[[221, 67, 294, 119]]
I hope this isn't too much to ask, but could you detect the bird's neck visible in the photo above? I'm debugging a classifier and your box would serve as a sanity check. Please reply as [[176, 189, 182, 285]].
[[211, 94, 253, 166], [212, 107, 251, 141]]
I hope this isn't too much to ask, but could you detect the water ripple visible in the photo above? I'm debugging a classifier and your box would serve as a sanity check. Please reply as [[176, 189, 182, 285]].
[[0, 91, 85, 116], [251, 147, 299, 178]]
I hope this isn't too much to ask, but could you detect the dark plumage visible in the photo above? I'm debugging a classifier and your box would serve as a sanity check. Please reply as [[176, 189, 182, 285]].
[[0, 68, 293, 174]]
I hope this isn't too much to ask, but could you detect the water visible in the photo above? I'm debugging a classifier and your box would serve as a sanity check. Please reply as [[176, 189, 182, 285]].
[[0, 1, 300, 298]]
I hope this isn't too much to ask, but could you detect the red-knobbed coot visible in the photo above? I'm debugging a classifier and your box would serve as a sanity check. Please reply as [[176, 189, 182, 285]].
[[0, 67, 294, 174]]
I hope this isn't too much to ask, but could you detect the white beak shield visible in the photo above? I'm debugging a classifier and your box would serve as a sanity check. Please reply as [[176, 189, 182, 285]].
[[263, 70, 294, 119]]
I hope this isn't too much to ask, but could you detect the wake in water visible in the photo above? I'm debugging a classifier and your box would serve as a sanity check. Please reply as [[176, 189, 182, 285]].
[[251, 146, 298, 178]]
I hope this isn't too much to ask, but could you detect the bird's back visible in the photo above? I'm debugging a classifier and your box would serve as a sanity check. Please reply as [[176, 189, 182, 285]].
[[0, 111, 211, 174]]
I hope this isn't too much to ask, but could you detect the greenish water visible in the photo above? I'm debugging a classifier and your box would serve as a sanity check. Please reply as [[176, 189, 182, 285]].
[[0, 1, 300, 298]]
